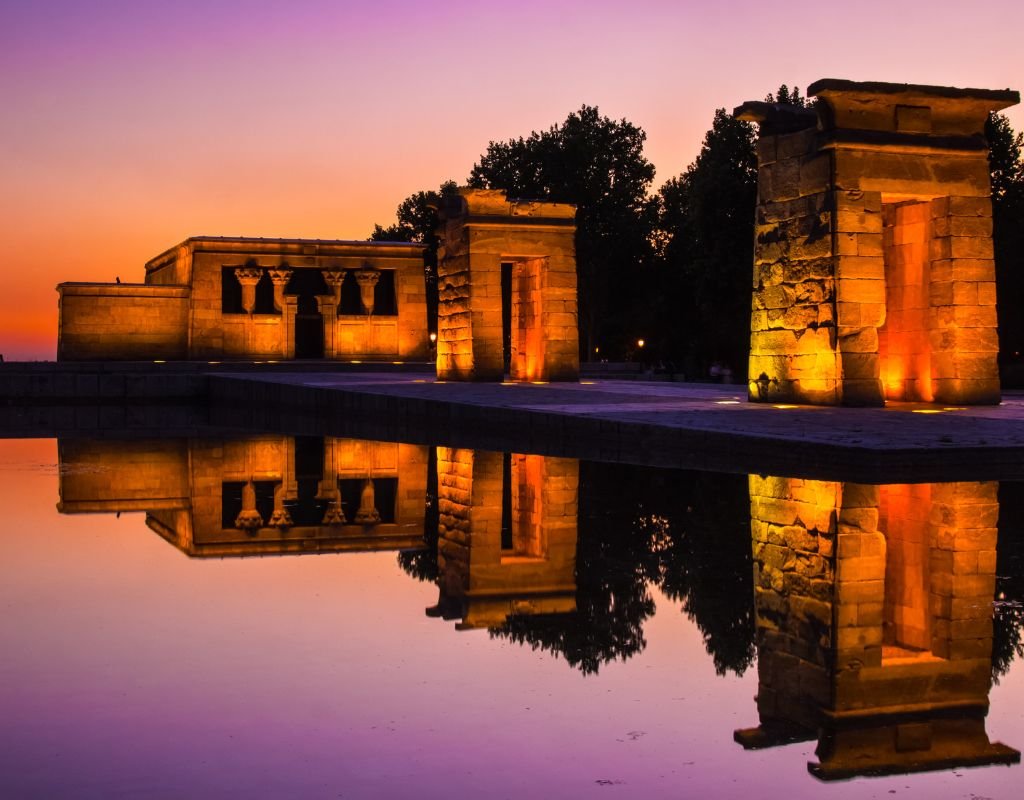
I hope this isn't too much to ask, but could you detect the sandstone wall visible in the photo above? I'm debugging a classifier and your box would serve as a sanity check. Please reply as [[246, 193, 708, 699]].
[[57, 283, 190, 361], [436, 189, 578, 382]]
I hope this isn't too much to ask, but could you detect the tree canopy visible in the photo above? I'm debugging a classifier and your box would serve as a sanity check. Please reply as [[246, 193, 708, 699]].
[[468, 105, 658, 359], [987, 113, 1024, 366]]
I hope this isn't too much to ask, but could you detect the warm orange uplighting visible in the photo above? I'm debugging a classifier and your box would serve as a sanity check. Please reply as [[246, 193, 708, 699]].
[[911, 409, 945, 414]]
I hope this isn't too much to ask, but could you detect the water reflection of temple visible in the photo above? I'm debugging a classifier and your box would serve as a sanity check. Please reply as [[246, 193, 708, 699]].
[[736, 476, 1020, 779], [57, 437, 428, 557], [428, 449, 578, 630]]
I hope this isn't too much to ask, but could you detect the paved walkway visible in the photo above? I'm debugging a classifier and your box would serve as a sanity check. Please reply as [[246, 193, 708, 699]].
[[211, 372, 1024, 481]]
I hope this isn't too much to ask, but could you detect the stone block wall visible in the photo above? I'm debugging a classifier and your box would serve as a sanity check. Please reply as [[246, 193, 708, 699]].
[[738, 80, 1017, 406], [57, 284, 190, 361], [748, 125, 838, 404], [436, 189, 579, 382], [57, 438, 190, 513]]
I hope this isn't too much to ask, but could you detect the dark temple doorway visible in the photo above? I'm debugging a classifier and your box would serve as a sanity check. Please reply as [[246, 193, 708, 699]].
[[287, 269, 328, 359], [501, 262, 513, 375]]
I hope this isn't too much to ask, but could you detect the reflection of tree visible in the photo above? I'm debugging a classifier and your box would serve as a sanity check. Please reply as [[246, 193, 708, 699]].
[[653, 473, 756, 676], [993, 481, 1024, 681], [492, 463, 754, 676]]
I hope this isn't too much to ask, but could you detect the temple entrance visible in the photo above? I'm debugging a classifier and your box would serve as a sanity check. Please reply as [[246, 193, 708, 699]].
[[501, 262, 513, 375], [879, 200, 935, 402], [287, 269, 328, 359]]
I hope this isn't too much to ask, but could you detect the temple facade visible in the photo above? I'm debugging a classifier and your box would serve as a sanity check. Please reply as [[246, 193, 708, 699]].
[[57, 237, 429, 362], [738, 80, 1020, 406], [57, 435, 429, 557]]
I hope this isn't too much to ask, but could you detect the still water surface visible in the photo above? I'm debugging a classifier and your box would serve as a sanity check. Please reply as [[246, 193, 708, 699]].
[[1, 435, 1022, 799]]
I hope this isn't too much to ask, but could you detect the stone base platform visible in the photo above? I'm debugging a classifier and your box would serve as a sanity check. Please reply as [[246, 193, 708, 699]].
[[3, 363, 1024, 481], [207, 372, 1024, 483]]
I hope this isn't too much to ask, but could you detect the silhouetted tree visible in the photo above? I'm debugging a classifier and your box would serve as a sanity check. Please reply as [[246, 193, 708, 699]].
[[370, 181, 459, 331], [987, 113, 1024, 379], [653, 472, 755, 675], [654, 86, 807, 379], [468, 106, 658, 360], [656, 110, 757, 378]]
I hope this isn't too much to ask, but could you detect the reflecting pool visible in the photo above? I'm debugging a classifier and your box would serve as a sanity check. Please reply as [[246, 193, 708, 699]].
[[1, 434, 1022, 798]]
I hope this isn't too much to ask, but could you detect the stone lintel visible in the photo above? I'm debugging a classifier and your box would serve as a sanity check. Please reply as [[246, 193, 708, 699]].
[[734, 101, 818, 135], [809, 79, 1019, 139], [57, 282, 191, 298], [436, 188, 576, 226], [145, 237, 426, 274]]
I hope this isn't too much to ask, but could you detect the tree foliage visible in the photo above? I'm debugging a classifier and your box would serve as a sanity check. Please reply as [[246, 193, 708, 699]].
[[655, 110, 757, 375], [987, 113, 1024, 366], [468, 105, 658, 359], [369, 181, 458, 330]]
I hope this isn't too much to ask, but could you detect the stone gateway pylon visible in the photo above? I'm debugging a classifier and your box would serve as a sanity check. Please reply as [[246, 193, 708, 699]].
[[737, 80, 1019, 406], [434, 189, 579, 382]]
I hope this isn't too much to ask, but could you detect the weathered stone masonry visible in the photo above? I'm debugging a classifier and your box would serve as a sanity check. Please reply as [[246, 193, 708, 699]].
[[435, 189, 579, 382], [738, 80, 1019, 406]]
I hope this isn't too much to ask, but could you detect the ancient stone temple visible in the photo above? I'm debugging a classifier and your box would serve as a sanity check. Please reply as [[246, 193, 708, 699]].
[[57, 435, 428, 557], [429, 448, 578, 629], [738, 80, 1020, 406], [736, 475, 1019, 779], [435, 189, 579, 382], [57, 237, 428, 361]]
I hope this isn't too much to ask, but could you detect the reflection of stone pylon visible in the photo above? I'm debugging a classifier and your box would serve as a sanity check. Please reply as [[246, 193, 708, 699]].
[[355, 478, 381, 525], [322, 500, 346, 526], [234, 481, 263, 532], [267, 508, 293, 529]]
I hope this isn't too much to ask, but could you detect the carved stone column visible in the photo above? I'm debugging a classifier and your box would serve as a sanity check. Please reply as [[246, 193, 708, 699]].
[[316, 295, 338, 359], [282, 296, 298, 359], [234, 480, 264, 532], [267, 484, 293, 529], [354, 478, 381, 525], [322, 269, 345, 305], [355, 267, 380, 315], [316, 438, 341, 519], [268, 268, 293, 311], [234, 267, 263, 315]]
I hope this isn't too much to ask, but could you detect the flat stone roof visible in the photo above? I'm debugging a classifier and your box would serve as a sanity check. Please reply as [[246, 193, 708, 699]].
[[808, 78, 1019, 107]]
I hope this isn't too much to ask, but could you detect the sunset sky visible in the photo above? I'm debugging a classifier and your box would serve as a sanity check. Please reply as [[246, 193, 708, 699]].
[[3, 0, 1022, 360]]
